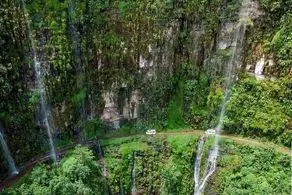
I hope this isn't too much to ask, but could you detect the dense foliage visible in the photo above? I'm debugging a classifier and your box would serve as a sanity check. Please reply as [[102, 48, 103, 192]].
[[0, 0, 291, 178], [3, 147, 106, 195], [101, 135, 199, 194], [0, 0, 48, 170], [225, 77, 291, 146], [262, 0, 292, 76], [246, 0, 292, 76], [210, 140, 291, 194], [4, 136, 291, 195]]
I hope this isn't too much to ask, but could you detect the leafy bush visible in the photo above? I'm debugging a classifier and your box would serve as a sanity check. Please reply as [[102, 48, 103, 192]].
[[268, 15, 292, 76], [7, 147, 106, 195], [167, 81, 186, 129], [84, 118, 103, 139], [71, 88, 87, 107], [139, 72, 175, 130], [5, 136, 291, 195], [225, 77, 291, 146], [211, 140, 291, 195]]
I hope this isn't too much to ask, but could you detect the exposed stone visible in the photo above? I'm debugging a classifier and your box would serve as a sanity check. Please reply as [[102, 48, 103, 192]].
[[101, 90, 121, 130], [139, 55, 148, 69], [254, 55, 265, 75], [122, 90, 141, 120]]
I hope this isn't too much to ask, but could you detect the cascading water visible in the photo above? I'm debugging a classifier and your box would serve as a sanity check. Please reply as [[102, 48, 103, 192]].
[[97, 140, 107, 177], [196, 144, 219, 194], [97, 140, 111, 194], [193, 136, 206, 193], [0, 123, 18, 176], [254, 55, 265, 75], [21, 0, 57, 162], [97, 140, 103, 159], [254, 55, 265, 80], [194, 0, 251, 194], [131, 151, 137, 195], [68, 0, 86, 142], [119, 182, 124, 195]]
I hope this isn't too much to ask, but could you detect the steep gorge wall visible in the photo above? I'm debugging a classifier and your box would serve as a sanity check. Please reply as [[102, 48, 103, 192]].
[[0, 0, 291, 175]]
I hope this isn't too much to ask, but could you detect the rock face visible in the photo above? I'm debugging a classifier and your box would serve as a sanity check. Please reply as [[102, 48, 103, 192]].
[[98, 22, 180, 127], [246, 54, 276, 80], [204, 0, 261, 77], [254, 55, 265, 75], [122, 90, 140, 120], [101, 88, 141, 129], [204, 21, 242, 76], [101, 90, 121, 130], [99, 1, 262, 128]]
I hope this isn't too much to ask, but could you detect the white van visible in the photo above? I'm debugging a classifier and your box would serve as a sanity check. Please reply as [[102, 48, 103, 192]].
[[206, 129, 216, 135], [146, 129, 156, 135]]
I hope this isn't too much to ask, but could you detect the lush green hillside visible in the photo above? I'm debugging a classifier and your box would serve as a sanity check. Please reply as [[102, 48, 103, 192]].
[[3, 135, 290, 195], [0, 0, 291, 191]]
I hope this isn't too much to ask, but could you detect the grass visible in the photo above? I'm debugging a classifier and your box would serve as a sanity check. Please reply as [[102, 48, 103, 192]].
[[165, 126, 192, 132], [104, 121, 140, 138], [167, 134, 198, 143], [119, 142, 148, 156], [55, 136, 74, 148], [84, 118, 104, 140], [102, 136, 141, 146], [167, 81, 186, 130]]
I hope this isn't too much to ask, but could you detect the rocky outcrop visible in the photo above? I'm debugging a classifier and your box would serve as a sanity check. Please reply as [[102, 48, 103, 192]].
[[101, 90, 121, 130], [122, 90, 141, 120]]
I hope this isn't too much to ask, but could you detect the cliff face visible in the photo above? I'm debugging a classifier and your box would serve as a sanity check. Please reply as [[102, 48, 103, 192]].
[[0, 0, 291, 175]]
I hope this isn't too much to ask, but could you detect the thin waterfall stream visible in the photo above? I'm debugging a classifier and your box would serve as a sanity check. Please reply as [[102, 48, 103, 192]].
[[97, 140, 111, 194], [68, 0, 86, 142], [21, 0, 57, 162], [193, 136, 206, 193], [0, 124, 18, 176], [194, 0, 251, 194], [131, 151, 137, 195], [0, 0, 290, 194]]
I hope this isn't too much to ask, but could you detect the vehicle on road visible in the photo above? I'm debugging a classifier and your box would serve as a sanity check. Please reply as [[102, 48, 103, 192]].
[[206, 129, 216, 135], [146, 129, 156, 135]]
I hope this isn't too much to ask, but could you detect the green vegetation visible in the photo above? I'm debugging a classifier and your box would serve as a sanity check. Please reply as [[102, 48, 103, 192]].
[[0, 0, 291, 188], [167, 81, 186, 129], [210, 140, 291, 194], [4, 136, 290, 195], [3, 147, 106, 195], [246, 0, 292, 76], [162, 135, 198, 194], [84, 118, 103, 140], [225, 77, 291, 146]]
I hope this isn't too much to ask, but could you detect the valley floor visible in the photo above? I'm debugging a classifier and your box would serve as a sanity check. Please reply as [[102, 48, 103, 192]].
[[105, 129, 291, 155], [0, 129, 290, 192]]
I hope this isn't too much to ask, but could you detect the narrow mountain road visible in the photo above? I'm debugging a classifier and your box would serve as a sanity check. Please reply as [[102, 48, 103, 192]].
[[220, 134, 291, 155], [0, 140, 97, 192], [157, 130, 291, 155], [0, 130, 290, 192]]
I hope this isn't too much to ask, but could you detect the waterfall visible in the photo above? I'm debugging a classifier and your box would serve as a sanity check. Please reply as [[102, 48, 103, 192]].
[[194, 0, 251, 194], [193, 136, 206, 194], [0, 123, 18, 176], [254, 55, 265, 80], [97, 140, 103, 159], [119, 180, 124, 195], [196, 144, 219, 194], [68, 0, 86, 142], [97, 140, 111, 194], [254, 55, 265, 75], [97, 140, 107, 177], [21, 0, 57, 162], [131, 151, 137, 195]]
